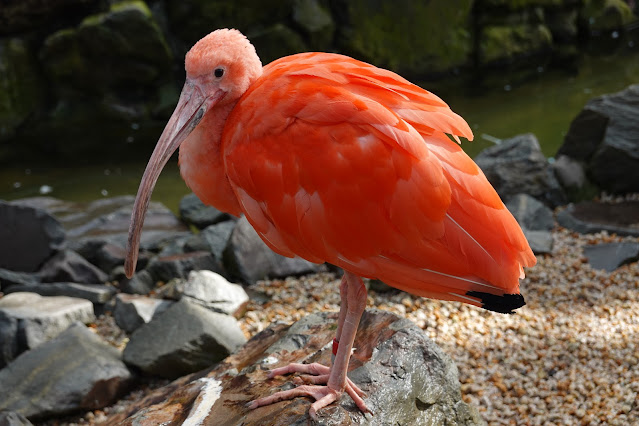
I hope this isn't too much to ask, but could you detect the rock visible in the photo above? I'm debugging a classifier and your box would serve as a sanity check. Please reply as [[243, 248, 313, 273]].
[[123, 299, 246, 379], [505, 194, 554, 232], [0, 0, 95, 35], [108, 310, 483, 425], [0, 292, 94, 368], [333, 0, 473, 75], [480, 24, 552, 65], [250, 24, 307, 66], [179, 193, 233, 229], [583, 0, 635, 31], [552, 155, 587, 190], [114, 294, 172, 333], [200, 221, 236, 262], [475, 133, 566, 208], [3, 283, 116, 305], [146, 251, 222, 283], [0, 201, 65, 272], [0, 411, 34, 426], [39, 250, 108, 284], [0, 322, 133, 420], [558, 85, 639, 194], [224, 216, 322, 284], [84, 243, 128, 274], [556, 201, 639, 237], [0, 38, 44, 143], [522, 230, 554, 255], [180, 270, 249, 317], [583, 242, 639, 272], [292, 0, 335, 50], [120, 269, 155, 295], [0, 268, 40, 291]]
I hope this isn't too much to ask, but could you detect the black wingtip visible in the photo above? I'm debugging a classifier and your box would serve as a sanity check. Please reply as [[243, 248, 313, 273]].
[[466, 291, 526, 314]]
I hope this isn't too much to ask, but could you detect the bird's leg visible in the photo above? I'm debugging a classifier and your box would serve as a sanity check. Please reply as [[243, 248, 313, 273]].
[[248, 272, 371, 419]]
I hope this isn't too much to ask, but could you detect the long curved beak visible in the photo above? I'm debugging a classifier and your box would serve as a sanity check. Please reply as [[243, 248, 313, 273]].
[[124, 81, 224, 278]]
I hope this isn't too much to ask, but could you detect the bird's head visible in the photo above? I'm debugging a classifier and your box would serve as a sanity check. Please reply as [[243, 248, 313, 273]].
[[124, 29, 262, 277]]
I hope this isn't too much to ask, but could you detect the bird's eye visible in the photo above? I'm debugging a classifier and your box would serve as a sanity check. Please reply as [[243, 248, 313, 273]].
[[214, 68, 224, 78]]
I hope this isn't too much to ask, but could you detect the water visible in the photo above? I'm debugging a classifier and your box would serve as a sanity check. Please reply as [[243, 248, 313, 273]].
[[1, 45, 638, 212]]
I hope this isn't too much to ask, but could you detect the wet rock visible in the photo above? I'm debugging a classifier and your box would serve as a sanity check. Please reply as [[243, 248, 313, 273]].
[[224, 216, 322, 284], [146, 251, 222, 283], [475, 133, 566, 208], [558, 84, 639, 194], [108, 310, 483, 425], [123, 299, 246, 379], [0, 292, 94, 367], [120, 269, 155, 295], [0, 201, 65, 272], [180, 270, 249, 317], [39, 250, 108, 284], [583, 242, 639, 272], [0, 322, 133, 420], [179, 193, 232, 229], [556, 201, 639, 237], [0, 410, 34, 426], [506, 194, 554, 254], [3, 283, 115, 305], [114, 294, 172, 333]]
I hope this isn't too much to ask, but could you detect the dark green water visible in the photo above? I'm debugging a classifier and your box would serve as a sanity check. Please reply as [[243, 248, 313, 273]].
[[2, 47, 638, 213]]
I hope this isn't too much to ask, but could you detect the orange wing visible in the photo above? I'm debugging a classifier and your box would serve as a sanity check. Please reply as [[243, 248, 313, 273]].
[[222, 53, 536, 312]]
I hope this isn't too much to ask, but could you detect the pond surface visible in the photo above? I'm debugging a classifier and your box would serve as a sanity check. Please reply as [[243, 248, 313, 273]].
[[2, 40, 638, 213]]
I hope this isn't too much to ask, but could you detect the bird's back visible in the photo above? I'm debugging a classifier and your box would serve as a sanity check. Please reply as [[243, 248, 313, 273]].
[[222, 52, 536, 313]]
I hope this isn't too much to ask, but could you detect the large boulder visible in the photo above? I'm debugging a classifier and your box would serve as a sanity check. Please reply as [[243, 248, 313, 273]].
[[122, 299, 246, 379], [0, 322, 133, 420], [557, 84, 639, 194], [0, 201, 65, 272], [475, 133, 566, 208], [108, 310, 483, 425]]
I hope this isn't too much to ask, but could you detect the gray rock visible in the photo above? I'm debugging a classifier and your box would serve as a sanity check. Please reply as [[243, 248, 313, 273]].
[[181, 270, 249, 316], [123, 299, 246, 379], [558, 84, 639, 194], [522, 230, 554, 255], [475, 134, 566, 207], [114, 294, 173, 333], [0, 322, 133, 420], [200, 221, 236, 262], [0, 410, 34, 425], [0, 268, 40, 291], [552, 155, 586, 190], [146, 251, 222, 283], [224, 216, 322, 284], [179, 193, 233, 229], [505, 194, 554, 232], [39, 250, 108, 284], [0, 201, 65, 272], [556, 201, 639, 237], [0, 292, 95, 367], [3, 283, 116, 304], [120, 269, 155, 295], [583, 242, 639, 272]]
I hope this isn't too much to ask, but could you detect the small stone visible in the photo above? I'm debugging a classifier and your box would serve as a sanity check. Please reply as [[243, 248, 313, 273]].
[[181, 270, 249, 317], [583, 242, 639, 272], [113, 294, 172, 333], [146, 251, 222, 283], [120, 269, 155, 295]]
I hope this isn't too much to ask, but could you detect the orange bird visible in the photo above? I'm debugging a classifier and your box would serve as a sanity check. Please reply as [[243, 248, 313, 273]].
[[125, 29, 536, 419]]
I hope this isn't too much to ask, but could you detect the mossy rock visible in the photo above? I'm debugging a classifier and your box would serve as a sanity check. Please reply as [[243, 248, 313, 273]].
[[251, 24, 308, 65], [333, 0, 473, 76], [0, 38, 44, 143], [583, 0, 636, 31], [291, 0, 335, 51], [478, 0, 565, 11], [165, 0, 295, 55], [40, 0, 172, 98], [480, 23, 553, 64]]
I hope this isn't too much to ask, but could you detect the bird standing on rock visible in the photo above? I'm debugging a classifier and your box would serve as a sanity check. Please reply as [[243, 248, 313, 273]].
[[125, 28, 536, 419]]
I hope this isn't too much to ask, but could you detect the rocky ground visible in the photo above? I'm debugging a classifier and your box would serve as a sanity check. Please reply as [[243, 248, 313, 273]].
[[37, 225, 638, 426]]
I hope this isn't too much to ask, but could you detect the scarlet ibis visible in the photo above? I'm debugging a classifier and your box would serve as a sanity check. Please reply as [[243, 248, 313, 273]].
[[125, 28, 536, 419]]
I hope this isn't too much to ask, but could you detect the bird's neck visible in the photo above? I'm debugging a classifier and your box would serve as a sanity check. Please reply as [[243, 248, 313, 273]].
[[178, 102, 243, 216]]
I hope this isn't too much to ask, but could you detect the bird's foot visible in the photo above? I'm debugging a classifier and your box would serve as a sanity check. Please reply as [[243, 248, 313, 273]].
[[247, 362, 371, 420]]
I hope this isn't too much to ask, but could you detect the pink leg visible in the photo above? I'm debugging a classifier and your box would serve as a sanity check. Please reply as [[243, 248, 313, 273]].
[[248, 272, 371, 419]]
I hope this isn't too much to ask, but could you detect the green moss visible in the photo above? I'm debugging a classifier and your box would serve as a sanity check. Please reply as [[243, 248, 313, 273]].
[[0, 38, 44, 142], [584, 0, 636, 31], [481, 24, 553, 64], [336, 0, 474, 76]]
